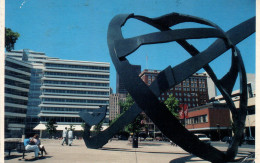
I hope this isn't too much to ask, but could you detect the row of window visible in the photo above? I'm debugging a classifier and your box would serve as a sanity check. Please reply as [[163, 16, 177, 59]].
[[185, 115, 208, 124], [44, 72, 109, 79], [43, 80, 109, 87], [43, 89, 109, 95], [188, 78, 206, 83], [42, 98, 109, 104], [40, 116, 84, 123], [5, 97, 28, 105], [45, 63, 109, 71], [5, 61, 31, 73], [174, 87, 207, 92], [5, 117, 25, 124], [5, 70, 31, 81], [5, 79, 30, 89], [41, 107, 95, 112], [5, 106, 27, 114], [5, 88, 28, 97], [183, 83, 205, 88]]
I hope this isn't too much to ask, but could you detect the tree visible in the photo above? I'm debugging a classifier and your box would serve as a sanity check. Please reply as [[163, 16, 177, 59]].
[[45, 119, 57, 138], [164, 94, 180, 118], [5, 28, 20, 51], [93, 120, 103, 133], [119, 94, 145, 135]]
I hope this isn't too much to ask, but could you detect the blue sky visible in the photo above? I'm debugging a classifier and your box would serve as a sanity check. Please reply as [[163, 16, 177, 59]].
[[6, 0, 256, 93]]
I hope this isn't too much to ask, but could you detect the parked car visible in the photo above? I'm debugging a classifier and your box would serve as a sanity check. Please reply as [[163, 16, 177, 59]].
[[222, 136, 232, 144], [194, 133, 211, 144], [245, 136, 255, 145], [145, 137, 154, 141]]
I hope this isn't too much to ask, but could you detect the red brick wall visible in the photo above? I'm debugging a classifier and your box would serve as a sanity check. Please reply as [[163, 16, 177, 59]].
[[185, 107, 231, 130], [185, 108, 210, 129], [208, 108, 230, 127]]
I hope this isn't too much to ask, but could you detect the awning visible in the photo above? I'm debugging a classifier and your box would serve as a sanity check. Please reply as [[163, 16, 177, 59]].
[[33, 124, 109, 131]]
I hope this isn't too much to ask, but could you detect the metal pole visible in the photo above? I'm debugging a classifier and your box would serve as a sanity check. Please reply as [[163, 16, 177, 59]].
[[154, 124, 155, 139], [247, 110, 252, 137]]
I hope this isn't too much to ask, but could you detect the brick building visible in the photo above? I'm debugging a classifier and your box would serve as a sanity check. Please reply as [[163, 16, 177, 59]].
[[184, 103, 231, 140], [139, 69, 213, 136], [139, 69, 210, 108]]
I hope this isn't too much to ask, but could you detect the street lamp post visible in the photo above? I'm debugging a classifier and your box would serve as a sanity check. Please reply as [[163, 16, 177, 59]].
[[216, 124, 221, 141]]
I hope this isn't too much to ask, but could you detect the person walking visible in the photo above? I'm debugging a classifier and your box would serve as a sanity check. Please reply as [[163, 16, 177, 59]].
[[61, 127, 68, 145], [68, 129, 73, 146]]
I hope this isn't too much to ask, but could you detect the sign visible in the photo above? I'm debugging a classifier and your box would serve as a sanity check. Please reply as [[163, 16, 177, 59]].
[[179, 104, 189, 119]]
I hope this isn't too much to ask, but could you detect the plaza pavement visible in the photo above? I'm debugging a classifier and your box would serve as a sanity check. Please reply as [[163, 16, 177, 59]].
[[4, 139, 255, 163]]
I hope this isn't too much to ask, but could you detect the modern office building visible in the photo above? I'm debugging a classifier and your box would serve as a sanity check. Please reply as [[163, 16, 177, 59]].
[[6, 50, 51, 136], [116, 65, 141, 95], [6, 49, 110, 137], [38, 58, 110, 127], [5, 49, 52, 63], [213, 73, 256, 138], [204, 72, 217, 100], [4, 56, 31, 138], [109, 93, 126, 121]]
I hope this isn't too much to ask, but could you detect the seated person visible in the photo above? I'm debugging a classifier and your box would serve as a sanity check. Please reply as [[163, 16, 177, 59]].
[[24, 137, 40, 159], [33, 134, 48, 155]]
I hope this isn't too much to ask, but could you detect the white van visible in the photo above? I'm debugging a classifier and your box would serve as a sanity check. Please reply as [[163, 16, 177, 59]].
[[194, 133, 211, 144]]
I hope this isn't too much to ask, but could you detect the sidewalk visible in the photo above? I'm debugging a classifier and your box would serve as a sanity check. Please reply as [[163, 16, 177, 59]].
[[4, 139, 255, 163]]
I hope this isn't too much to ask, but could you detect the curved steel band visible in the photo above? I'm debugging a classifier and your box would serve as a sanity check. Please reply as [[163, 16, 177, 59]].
[[107, 13, 255, 162], [80, 12, 255, 163]]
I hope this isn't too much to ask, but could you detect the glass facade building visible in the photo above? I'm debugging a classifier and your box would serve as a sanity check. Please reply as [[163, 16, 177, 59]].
[[5, 49, 110, 137], [5, 57, 31, 138], [38, 59, 110, 125]]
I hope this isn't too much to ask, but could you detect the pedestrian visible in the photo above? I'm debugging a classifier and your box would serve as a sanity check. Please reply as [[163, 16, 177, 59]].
[[34, 134, 48, 155], [68, 129, 73, 146], [24, 136, 40, 159], [61, 127, 68, 145]]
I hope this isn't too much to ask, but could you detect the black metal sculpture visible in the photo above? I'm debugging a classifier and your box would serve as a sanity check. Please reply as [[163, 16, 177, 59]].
[[80, 13, 255, 162]]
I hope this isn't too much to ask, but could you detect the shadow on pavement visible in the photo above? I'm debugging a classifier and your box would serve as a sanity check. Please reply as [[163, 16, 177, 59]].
[[5, 155, 23, 160], [17, 156, 53, 162], [169, 155, 195, 163], [101, 147, 187, 155]]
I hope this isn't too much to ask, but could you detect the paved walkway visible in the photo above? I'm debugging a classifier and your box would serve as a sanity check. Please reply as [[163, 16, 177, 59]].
[[4, 139, 255, 163]]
